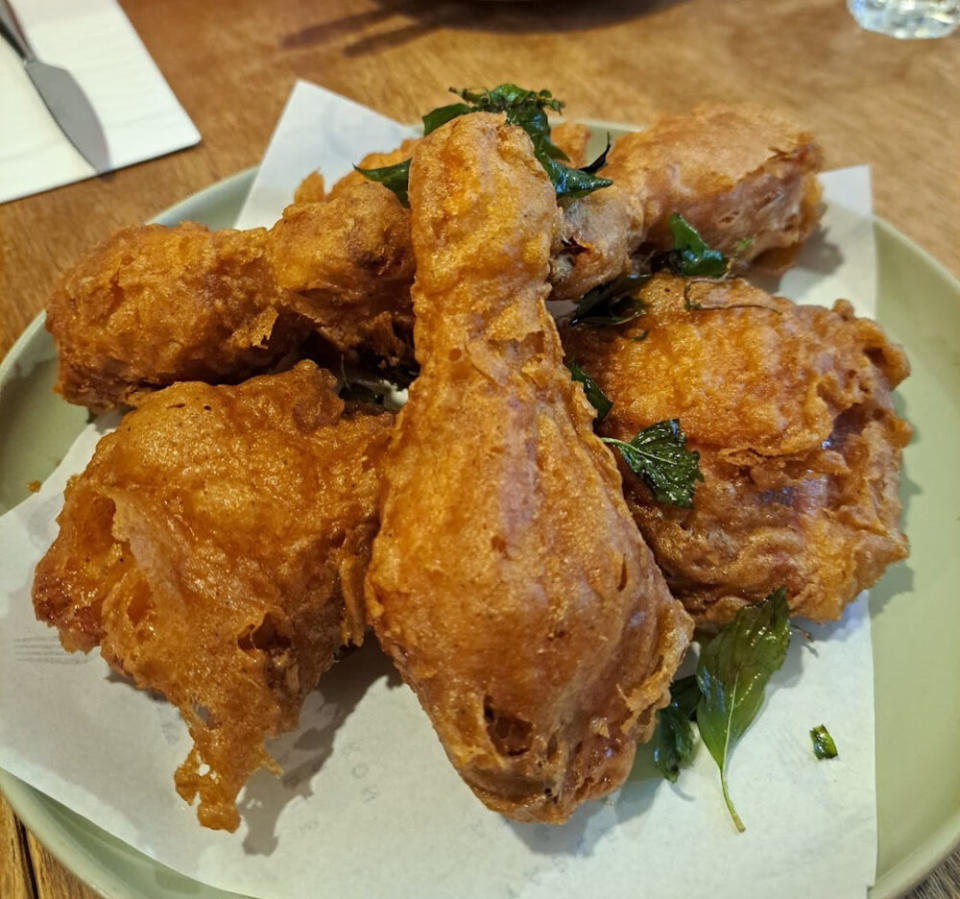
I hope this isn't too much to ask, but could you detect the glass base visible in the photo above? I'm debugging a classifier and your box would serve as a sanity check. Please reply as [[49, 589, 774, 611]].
[[848, 0, 960, 37]]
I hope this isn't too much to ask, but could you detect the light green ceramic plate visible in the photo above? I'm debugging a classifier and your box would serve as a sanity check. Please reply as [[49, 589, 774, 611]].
[[1, 130, 958, 899]]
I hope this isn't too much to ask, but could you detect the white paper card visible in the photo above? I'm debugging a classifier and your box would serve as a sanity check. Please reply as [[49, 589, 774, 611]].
[[0, 82, 879, 898], [0, 0, 200, 203]]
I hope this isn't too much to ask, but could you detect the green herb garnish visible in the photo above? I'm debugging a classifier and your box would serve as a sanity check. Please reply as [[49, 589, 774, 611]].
[[653, 675, 701, 782], [651, 213, 729, 277], [362, 84, 612, 203], [421, 102, 474, 135], [537, 152, 614, 200], [353, 158, 411, 207], [445, 85, 566, 156], [696, 587, 791, 832], [566, 359, 612, 420], [568, 214, 734, 329], [810, 724, 838, 760], [601, 419, 703, 508], [569, 273, 650, 327]]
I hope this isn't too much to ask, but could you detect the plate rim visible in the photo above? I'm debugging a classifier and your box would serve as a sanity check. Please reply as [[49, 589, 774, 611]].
[[2, 156, 958, 899]]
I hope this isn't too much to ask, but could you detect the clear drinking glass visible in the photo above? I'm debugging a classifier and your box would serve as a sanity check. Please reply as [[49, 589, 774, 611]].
[[848, 0, 960, 37]]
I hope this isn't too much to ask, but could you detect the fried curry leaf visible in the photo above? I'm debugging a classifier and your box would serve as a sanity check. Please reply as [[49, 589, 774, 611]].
[[601, 419, 703, 508], [651, 213, 729, 278], [653, 675, 702, 782], [696, 587, 791, 832], [354, 158, 411, 207], [810, 724, 838, 760], [569, 273, 650, 327], [566, 359, 612, 420]]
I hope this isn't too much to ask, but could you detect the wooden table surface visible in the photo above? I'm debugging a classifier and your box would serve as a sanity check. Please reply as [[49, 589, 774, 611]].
[[0, 0, 957, 896]]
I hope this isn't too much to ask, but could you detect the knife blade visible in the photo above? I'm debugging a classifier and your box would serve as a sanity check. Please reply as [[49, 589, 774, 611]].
[[24, 59, 111, 173], [0, 0, 111, 174]]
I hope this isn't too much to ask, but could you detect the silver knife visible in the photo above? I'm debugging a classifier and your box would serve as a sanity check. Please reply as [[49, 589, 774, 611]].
[[0, 0, 110, 174]]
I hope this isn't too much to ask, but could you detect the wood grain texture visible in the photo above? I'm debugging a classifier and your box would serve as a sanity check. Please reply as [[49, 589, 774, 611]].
[[0, 793, 35, 899], [1, 0, 958, 896], [915, 855, 960, 899], [25, 832, 98, 899]]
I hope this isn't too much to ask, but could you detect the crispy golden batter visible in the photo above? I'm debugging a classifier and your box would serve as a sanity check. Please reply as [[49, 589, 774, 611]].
[[366, 115, 692, 823], [46, 224, 300, 412], [293, 171, 326, 204], [561, 274, 910, 623], [266, 178, 415, 367], [33, 362, 393, 830], [603, 103, 824, 271]]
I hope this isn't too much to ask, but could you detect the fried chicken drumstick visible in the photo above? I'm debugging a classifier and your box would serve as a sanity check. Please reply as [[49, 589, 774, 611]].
[[33, 361, 393, 830], [561, 274, 910, 624], [365, 114, 692, 823]]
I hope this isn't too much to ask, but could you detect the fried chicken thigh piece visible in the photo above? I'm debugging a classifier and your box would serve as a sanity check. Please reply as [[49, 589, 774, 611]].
[[266, 178, 415, 367], [365, 114, 692, 823], [561, 274, 911, 624], [47, 223, 301, 412], [603, 103, 824, 271], [33, 362, 393, 830]]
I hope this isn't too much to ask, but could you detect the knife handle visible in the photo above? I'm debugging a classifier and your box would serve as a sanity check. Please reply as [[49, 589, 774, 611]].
[[0, 0, 35, 62]]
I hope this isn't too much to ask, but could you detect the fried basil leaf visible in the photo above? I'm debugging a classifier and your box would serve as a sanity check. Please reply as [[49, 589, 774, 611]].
[[653, 675, 702, 782], [363, 85, 612, 215], [422, 102, 474, 135], [566, 359, 612, 420], [354, 159, 411, 207], [537, 151, 613, 199], [455, 84, 566, 153], [652, 213, 729, 278], [810, 724, 838, 760], [569, 273, 650, 328], [602, 419, 703, 508], [696, 587, 791, 831]]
